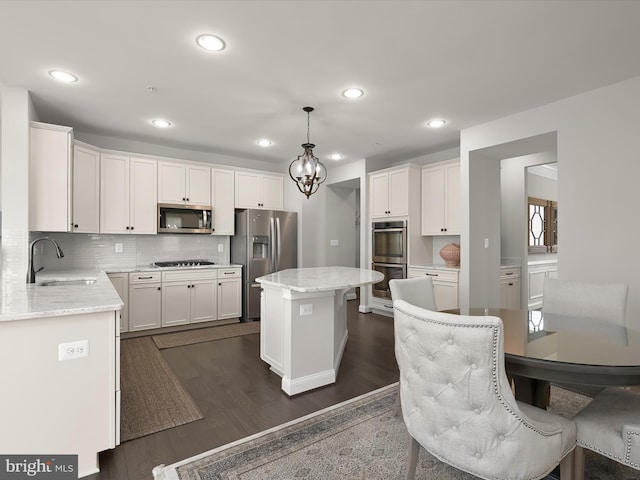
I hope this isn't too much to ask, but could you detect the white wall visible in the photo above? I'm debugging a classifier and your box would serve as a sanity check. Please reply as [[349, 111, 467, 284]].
[[461, 75, 640, 321], [325, 185, 358, 268]]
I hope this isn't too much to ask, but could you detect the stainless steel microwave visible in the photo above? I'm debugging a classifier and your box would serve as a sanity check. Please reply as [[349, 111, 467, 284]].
[[157, 203, 212, 234]]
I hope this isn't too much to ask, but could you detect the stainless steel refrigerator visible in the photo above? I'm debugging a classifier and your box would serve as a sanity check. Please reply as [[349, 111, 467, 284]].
[[231, 209, 298, 320]]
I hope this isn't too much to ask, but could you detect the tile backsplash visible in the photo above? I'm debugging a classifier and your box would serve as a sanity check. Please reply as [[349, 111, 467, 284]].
[[30, 232, 230, 271]]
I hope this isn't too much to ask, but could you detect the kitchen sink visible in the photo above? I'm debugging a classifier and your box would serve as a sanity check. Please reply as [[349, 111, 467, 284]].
[[39, 278, 97, 286]]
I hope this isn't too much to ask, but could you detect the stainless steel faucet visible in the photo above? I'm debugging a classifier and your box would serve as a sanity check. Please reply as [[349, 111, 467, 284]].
[[27, 238, 64, 283]]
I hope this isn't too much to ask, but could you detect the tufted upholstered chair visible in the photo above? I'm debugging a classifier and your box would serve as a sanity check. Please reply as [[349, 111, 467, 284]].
[[394, 300, 577, 480], [389, 276, 438, 416], [542, 278, 628, 327], [572, 387, 640, 479]]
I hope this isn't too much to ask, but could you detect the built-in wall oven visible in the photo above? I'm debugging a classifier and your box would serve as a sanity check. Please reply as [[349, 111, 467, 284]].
[[371, 220, 407, 299]]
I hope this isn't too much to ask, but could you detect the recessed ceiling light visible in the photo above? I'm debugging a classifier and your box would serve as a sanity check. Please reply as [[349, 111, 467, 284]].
[[196, 34, 226, 51], [342, 88, 364, 99], [426, 119, 447, 128], [48, 70, 77, 82], [256, 139, 272, 147], [151, 119, 172, 128], [329, 153, 344, 160]]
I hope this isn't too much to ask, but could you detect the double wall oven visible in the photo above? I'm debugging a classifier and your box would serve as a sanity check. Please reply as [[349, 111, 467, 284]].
[[371, 220, 407, 299]]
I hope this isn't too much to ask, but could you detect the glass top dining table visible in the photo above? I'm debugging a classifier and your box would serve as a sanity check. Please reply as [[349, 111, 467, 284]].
[[449, 308, 640, 407]]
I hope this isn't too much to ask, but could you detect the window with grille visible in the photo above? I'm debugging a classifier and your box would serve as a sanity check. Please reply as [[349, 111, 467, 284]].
[[528, 197, 557, 254]]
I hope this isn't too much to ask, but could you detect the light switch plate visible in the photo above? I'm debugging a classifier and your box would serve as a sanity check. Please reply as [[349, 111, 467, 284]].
[[300, 304, 313, 316], [218, 244, 224, 252], [115, 243, 123, 253], [330, 239, 339, 247]]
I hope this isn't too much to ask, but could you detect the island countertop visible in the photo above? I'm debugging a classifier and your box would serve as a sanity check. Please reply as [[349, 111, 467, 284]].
[[256, 267, 384, 293]]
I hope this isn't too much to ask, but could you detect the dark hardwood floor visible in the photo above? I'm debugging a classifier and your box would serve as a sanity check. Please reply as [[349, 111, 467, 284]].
[[88, 300, 398, 480]]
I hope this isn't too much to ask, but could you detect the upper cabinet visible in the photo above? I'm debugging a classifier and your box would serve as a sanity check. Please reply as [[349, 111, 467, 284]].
[[100, 154, 157, 234], [369, 166, 417, 218], [29, 122, 73, 232], [211, 168, 235, 235], [72, 144, 100, 233], [421, 160, 460, 235], [158, 161, 211, 206], [235, 171, 284, 210]]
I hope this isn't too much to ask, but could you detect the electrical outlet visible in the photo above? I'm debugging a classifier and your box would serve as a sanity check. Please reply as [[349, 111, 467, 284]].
[[115, 243, 123, 253], [58, 340, 90, 361], [218, 244, 224, 252], [330, 239, 339, 247], [299, 304, 313, 316]]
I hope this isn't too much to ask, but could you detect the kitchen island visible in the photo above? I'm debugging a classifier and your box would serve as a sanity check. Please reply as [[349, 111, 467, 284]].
[[256, 267, 383, 396]]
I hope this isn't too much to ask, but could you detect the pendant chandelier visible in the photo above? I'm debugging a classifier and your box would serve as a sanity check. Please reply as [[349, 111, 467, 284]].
[[289, 106, 327, 199]]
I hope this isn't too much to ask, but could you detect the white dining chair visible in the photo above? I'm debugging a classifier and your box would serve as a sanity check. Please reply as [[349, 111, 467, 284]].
[[542, 278, 628, 326], [394, 300, 577, 480], [572, 387, 640, 479], [389, 276, 438, 416]]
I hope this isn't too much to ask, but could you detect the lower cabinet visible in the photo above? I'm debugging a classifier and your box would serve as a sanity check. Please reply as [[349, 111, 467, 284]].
[[128, 272, 162, 331], [528, 261, 558, 309], [107, 272, 129, 333], [122, 267, 242, 333], [161, 270, 218, 327], [500, 266, 521, 309], [407, 266, 459, 311]]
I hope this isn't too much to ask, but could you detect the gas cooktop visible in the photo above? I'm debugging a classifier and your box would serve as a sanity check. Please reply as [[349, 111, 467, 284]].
[[153, 259, 216, 267]]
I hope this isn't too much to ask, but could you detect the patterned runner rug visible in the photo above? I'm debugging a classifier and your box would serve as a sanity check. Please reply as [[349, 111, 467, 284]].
[[152, 321, 260, 349], [152, 383, 639, 480]]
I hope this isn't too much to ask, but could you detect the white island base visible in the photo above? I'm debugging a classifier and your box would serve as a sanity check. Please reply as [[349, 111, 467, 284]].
[[257, 267, 384, 396]]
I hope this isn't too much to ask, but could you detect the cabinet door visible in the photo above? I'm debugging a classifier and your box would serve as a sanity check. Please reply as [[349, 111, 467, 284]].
[[433, 282, 458, 311], [161, 282, 191, 327], [217, 278, 241, 320], [186, 165, 211, 206], [108, 273, 129, 333], [158, 162, 186, 203], [29, 123, 72, 232], [528, 269, 547, 309], [388, 169, 409, 216], [445, 163, 461, 234], [191, 280, 217, 323], [421, 166, 446, 235], [235, 172, 262, 208], [72, 145, 100, 233], [100, 154, 130, 234], [129, 158, 157, 235], [370, 172, 390, 218], [212, 169, 235, 235], [129, 283, 162, 331], [261, 174, 284, 210]]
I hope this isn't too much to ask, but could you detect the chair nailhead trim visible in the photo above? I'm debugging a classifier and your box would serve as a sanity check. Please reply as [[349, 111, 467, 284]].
[[577, 440, 623, 462], [626, 430, 640, 468]]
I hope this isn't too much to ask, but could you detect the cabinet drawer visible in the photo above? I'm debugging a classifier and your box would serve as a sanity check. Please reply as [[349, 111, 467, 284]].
[[161, 269, 217, 282], [500, 267, 521, 280], [129, 271, 161, 283], [408, 268, 458, 283], [217, 267, 241, 278]]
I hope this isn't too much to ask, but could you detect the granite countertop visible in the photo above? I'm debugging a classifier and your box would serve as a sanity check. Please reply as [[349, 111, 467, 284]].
[[409, 264, 461, 271], [256, 267, 384, 293], [0, 269, 123, 323], [105, 263, 242, 273]]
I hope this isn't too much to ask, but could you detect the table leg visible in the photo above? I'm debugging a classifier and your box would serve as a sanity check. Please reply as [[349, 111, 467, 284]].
[[512, 375, 551, 409]]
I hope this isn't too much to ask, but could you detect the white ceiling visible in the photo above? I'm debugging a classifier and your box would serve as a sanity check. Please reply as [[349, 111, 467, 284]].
[[2, 0, 640, 168]]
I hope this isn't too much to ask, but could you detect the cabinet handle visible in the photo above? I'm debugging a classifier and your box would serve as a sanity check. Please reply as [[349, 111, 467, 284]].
[[505, 272, 513, 276], [74, 224, 79, 228], [219, 283, 222, 286], [130, 226, 134, 230], [186, 198, 190, 202], [425, 273, 438, 277], [157, 287, 161, 291], [383, 303, 393, 309], [223, 272, 233, 275], [182, 197, 186, 201], [508, 283, 514, 286], [126, 226, 130, 230], [138, 276, 153, 279]]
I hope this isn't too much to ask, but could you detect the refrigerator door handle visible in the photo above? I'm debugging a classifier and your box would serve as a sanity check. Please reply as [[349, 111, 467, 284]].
[[276, 217, 281, 272], [269, 217, 276, 273]]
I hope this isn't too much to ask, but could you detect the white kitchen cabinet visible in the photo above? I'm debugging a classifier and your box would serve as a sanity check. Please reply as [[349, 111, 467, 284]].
[[158, 161, 211, 206], [408, 266, 459, 311], [211, 168, 235, 235], [369, 167, 411, 218], [108, 272, 129, 333], [235, 171, 284, 210], [101, 155, 157, 234], [528, 261, 558, 309], [161, 269, 217, 326], [29, 121, 73, 232], [421, 160, 460, 235], [128, 272, 162, 331], [217, 267, 242, 319], [72, 144, 100, 233], [500, 266, 521, 310]]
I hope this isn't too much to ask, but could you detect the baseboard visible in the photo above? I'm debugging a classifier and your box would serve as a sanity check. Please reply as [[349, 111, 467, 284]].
[[282, 369, 336, 396]]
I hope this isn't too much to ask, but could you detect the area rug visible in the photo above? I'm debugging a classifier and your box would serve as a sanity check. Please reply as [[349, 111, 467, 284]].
[[152, 322, 260, 349], [152, 383, 639, 480], [120, 337, 204, 442]]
